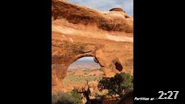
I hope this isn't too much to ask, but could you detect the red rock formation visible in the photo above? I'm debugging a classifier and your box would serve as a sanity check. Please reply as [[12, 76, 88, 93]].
[[110, 8, 124, 12], [52, 0, 133, 93], [52, 0, 133, 33]]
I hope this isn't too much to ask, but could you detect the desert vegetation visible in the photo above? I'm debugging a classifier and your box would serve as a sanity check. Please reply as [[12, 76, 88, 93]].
[[53, 71, 133, 104], [62, 69, 103, 87], [52, 89, 83, 104], [98, 72, 133, 98]]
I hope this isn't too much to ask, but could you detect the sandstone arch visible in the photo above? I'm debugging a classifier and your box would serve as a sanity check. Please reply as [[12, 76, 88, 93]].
[[52, 0, 133, 93]]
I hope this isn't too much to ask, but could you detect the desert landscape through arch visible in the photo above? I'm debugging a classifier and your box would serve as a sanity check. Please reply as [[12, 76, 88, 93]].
[[61, 57, 103, 92], [67, 56, 101, 70]]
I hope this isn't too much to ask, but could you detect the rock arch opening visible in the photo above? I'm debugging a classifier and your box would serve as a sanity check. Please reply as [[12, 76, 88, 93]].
[[62, 56, 104, 92], [68, 57, 101, 70]]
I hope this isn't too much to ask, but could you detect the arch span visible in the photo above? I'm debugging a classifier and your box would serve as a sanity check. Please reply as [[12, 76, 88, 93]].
[[52, 38, 133, 93]]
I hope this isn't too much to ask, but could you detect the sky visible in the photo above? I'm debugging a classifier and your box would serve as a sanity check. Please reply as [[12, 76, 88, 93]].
[[68, 0, 133, 16], [78, 57, 94, 61]]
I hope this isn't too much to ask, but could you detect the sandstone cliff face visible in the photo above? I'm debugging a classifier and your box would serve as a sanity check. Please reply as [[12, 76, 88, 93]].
[[52, 0, 133, 93]]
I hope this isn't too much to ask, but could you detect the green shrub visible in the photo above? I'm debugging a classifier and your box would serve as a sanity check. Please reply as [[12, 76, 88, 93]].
[[98, 72, 133, 97], [68, 89, 83, 104], [52, 90, 83, 104]]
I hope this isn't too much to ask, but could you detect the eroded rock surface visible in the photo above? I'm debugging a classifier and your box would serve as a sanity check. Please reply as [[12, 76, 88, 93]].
[[52, 0, 133, 93]]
